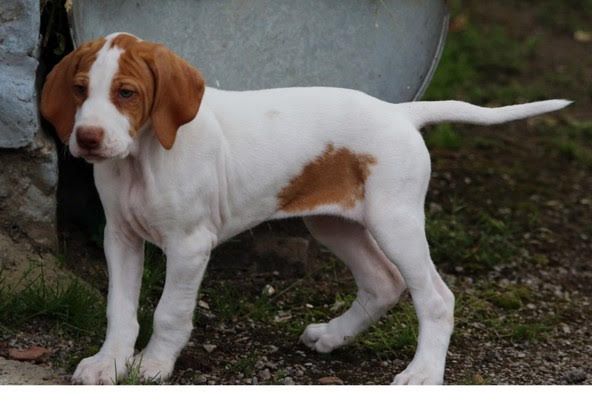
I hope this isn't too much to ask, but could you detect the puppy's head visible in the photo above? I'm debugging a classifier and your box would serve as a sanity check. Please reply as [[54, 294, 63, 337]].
[[40, 33, 205, 162]]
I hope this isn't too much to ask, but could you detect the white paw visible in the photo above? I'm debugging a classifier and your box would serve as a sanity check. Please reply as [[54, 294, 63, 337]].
[[132, 354, 175, 383], [72, 353, 129, 385], [300, 323, 351, 353], [391, 363, 444, 385]]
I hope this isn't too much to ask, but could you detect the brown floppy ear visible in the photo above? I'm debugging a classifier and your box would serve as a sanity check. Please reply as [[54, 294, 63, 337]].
[[40, 50, 81, 143], [147, 45, 206, 150]]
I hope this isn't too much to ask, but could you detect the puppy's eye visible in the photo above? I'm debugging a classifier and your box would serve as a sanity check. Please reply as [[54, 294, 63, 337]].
[[119, 89, 135, 99], [73, 84, 87, 96]]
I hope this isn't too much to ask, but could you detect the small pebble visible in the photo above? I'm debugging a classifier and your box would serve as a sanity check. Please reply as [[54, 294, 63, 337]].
[[318, 376, 344, 385], [203, 344, 217, 353], [563, 369, 587, 384], [262, 284, 276, 296], [259, 369, 272, 381]]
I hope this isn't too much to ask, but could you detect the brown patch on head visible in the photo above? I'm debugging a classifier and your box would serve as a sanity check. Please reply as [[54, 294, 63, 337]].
[[40, 37, 106, 142], [109, 35, 206, 148], [145, 44, 206, 149], [109, 33, 140, 50], [109, 35, 155, 135], [277, 144, 377, 212]]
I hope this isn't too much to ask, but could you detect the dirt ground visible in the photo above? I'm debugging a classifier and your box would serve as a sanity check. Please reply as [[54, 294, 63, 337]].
[[1, 1, 591, 385]]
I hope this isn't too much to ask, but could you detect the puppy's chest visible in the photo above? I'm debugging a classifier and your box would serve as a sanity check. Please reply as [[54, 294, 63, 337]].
[[117, 179, 164, 246]]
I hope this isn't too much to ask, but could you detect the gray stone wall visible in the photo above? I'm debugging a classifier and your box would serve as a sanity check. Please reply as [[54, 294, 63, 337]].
[[0, 0, 58, 249]]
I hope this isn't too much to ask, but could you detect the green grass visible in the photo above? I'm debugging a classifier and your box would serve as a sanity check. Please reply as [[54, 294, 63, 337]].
[[356, 299, 418, 358], [425, 23, 538, 103], [115, 357, 162, 385], [275, 287, 418, 359], [510, 323, 549, 342], [203, 281, 246, 321], [454, 282, 555, 344], [482, 285, 533, 311], [426, 202, 518, 273], [227, 353, 259, 377], [0, 244, 168, 357], [554, 139, 592, 167], [425, 124, 463, 150], [533, 119, 592, 168], [0, 270, 105, 339], [458, 372, 489, 385]]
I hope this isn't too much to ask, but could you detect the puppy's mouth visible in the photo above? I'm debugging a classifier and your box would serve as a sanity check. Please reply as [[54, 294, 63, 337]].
[[78, 150, 108, 163], [84, 155, 107, 163]]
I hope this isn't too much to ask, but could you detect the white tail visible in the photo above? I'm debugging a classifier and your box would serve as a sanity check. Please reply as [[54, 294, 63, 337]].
[[399, 99, 572, 129]]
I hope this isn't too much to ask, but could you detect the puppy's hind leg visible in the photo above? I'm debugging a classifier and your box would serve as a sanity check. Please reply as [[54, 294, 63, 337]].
[[300, 216, 406, 353], [365, 194, 454, 384]]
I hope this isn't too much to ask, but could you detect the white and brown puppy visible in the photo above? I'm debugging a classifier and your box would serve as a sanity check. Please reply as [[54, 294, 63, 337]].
[[41, 32, 569, 385]]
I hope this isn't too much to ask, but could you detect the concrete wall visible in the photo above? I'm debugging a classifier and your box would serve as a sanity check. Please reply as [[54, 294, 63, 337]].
[[0, 0, 57, 249]]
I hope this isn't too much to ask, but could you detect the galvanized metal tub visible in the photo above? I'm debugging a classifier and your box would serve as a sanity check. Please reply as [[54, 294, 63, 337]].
[[71, 0, 448, 102]]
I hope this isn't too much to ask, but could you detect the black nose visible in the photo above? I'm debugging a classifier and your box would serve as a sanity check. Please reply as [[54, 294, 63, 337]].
[[76, 126, 104, 150]]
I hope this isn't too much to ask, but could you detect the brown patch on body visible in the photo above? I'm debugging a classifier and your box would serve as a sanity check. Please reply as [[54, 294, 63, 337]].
[[278, 144, 377, 212]]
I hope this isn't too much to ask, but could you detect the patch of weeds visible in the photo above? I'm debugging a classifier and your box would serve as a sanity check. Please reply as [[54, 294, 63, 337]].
[[553, 139, 592, 167], [227, 353, 259, 377], [515, 202, 542, 229], [455, 281, 554, 345], [485, 291, 522, 310], [509, 323, 549, 342], [531, 253, 550, 267], [204, 281, 248, 321], [471, 136, 500, 150], [356, 299, 418, 358], [425, 23, 538, 102], [0, 271, 105, 339], [283, 288, 418, 358], [244, 296, 276, 323], [482, 81, 550, 105], [490, 293, 522, 311], [272, 268, 349, 337], [427, 203, 518, 273], [456, 292, 495, 321], [478, 283, 533, 311], [201, 278, 278, 324], [282, 305, 333, 339], [535, 119, 592, 168], [270, 368, 289, 384], [117, 357, 161, 385], [458, 372, 488, 385], [425, 124, 463, 150]]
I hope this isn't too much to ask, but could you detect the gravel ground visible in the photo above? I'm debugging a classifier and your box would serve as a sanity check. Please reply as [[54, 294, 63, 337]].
[[2, 253, 589, 385]]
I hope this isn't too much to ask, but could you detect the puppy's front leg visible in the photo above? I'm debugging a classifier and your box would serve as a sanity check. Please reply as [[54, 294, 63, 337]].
[[72, 226, 144, 384], [135, 231, 214, 382]]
